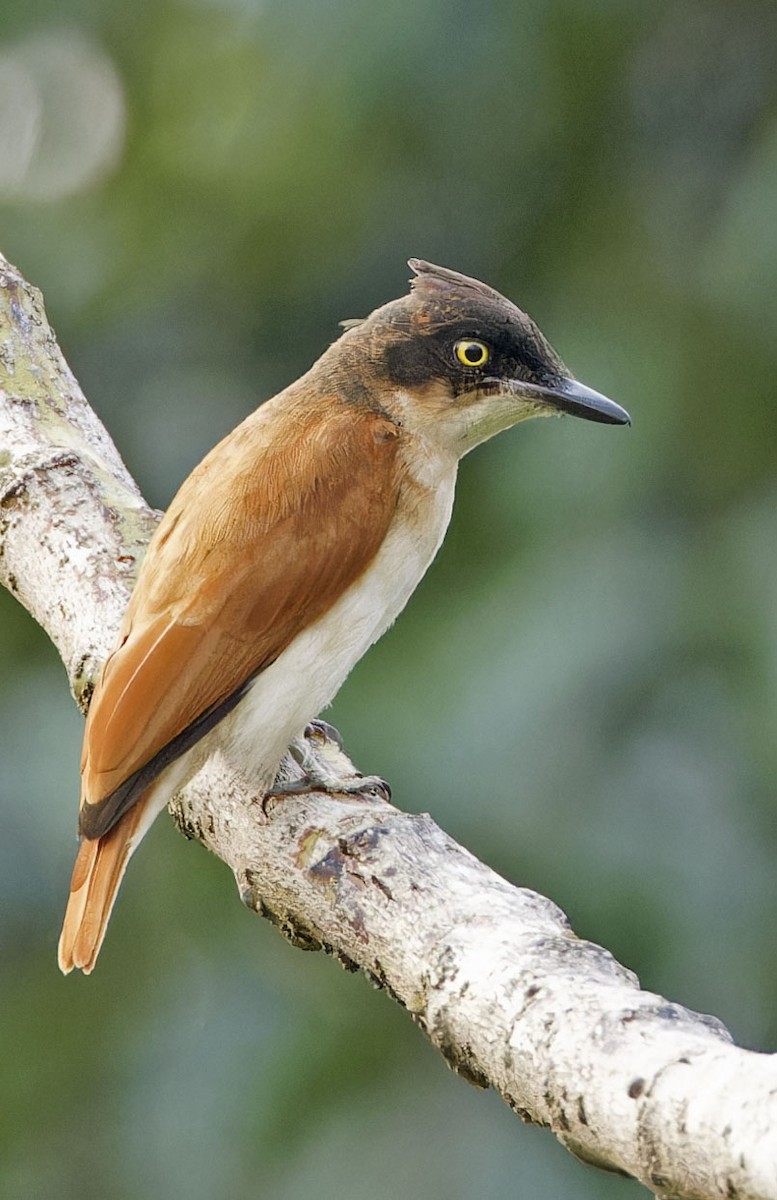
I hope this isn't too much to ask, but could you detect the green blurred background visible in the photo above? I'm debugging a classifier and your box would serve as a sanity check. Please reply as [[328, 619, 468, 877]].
[[2, 1, 777, 1197]]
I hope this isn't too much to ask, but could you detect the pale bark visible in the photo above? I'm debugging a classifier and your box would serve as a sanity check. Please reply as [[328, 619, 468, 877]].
[[0, 251, 775, 1200]]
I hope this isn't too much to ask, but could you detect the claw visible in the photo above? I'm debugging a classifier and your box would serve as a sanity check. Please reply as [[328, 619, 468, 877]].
[[356, 774, 392, 803], [304, 719, 344, 749]]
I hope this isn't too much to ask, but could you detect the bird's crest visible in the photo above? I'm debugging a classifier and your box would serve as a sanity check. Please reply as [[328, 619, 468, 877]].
[[407, 259, 507, 306]]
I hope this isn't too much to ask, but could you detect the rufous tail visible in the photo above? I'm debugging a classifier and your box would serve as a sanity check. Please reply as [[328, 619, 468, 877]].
[[58, 804, 144, 975]]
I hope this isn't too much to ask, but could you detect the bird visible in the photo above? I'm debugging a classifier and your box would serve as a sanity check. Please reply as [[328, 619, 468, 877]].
[[58, 259, 630, 974]]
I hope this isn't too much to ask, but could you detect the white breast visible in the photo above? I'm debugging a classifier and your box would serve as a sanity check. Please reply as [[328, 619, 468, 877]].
[[225, 441, 458, 788]]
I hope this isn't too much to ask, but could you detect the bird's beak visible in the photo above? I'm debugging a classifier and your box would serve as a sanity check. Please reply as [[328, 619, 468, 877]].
[[504, 376, 631, 425]]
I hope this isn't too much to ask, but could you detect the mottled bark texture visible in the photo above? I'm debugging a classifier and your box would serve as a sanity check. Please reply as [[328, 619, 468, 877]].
[[0, 253, 774, 1200]]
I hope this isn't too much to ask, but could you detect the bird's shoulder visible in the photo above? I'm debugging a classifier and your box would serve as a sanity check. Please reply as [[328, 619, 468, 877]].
[[133, 392, 404, 614]]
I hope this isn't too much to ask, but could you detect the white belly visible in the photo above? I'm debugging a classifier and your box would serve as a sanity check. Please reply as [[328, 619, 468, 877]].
[[223, 453, 458, 788]]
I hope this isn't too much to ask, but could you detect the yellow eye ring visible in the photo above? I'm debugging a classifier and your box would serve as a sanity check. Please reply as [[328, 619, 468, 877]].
[[454, 339, 490, 368]]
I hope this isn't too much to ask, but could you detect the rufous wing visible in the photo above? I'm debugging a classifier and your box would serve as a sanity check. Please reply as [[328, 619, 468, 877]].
[[59, 396, 404, 972]]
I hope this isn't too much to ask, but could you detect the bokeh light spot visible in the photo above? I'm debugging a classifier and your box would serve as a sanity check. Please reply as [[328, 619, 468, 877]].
[[0, 30, 125, 202]]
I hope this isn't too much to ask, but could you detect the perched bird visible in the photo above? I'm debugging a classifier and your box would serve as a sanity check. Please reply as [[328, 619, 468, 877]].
[[58, 259, 629, 974]]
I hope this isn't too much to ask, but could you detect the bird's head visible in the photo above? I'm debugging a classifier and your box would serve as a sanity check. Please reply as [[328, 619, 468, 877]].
[[334, 259, 629, 455]]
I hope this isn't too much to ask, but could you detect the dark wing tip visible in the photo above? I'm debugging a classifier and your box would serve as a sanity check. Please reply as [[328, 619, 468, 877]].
[[79, 675, 257, 840]]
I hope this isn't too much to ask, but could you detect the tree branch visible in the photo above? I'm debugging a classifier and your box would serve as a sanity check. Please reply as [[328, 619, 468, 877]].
[[1, 251, 774, 1200]]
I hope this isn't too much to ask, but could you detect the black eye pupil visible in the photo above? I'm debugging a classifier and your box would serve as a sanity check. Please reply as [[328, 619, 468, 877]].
[[465, 345, 481, 363]]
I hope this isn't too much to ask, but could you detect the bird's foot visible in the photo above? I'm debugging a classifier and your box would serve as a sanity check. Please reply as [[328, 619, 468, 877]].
[[264, 772, 392, 804], [264, 726, 391, 805]]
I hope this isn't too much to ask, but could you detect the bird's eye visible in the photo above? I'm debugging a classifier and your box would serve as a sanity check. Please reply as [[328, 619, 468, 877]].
[[454, 339, 490, 368]]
